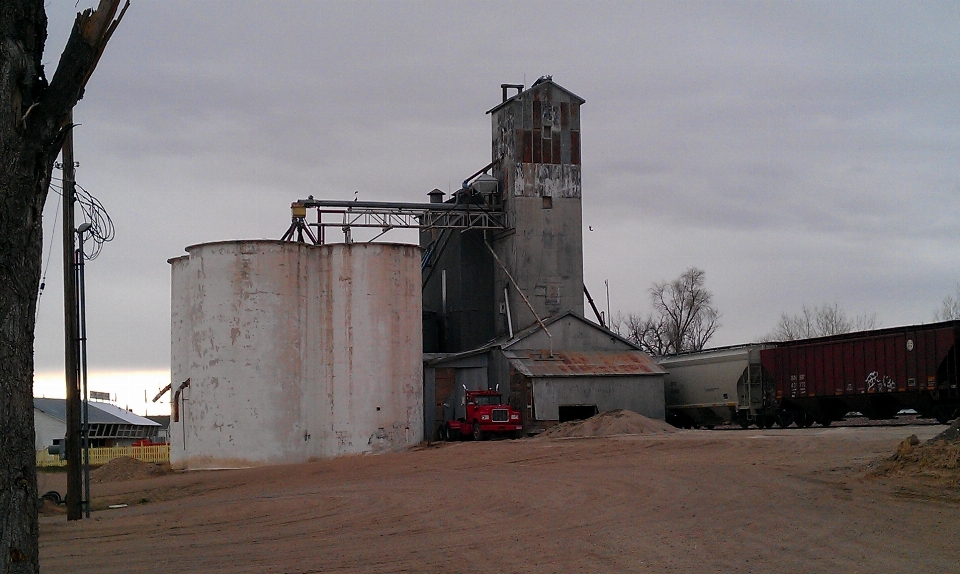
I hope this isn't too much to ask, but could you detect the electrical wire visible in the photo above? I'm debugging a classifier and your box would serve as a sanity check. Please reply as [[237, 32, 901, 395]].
[[74, 182, 115, 261], [36, 185, 62, 317], [36, 167, 116, 313]]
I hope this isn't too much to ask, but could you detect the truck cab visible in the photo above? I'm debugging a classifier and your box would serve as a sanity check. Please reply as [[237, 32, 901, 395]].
[[443, 390, 523, 441]]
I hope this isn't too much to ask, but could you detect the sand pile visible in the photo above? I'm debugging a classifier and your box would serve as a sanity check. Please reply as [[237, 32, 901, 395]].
[[91, 457, 170, 483], [929, 420, 960, 443], [537, 409, 678, 439], [872, 433, 960, 487]]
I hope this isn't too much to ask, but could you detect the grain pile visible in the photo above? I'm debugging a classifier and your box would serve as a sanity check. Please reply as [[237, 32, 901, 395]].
[[90, 457, 170, 483], [536, 409, 679, 439], [872, 429, 960, 487]]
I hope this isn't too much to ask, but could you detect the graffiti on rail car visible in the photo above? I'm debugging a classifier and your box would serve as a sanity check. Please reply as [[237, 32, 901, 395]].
[[865, 371, 896, 393]]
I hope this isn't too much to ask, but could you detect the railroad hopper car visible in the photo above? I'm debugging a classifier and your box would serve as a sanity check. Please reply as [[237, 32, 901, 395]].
[[658, 345, 777, 429], [761, 320, 960, 426]]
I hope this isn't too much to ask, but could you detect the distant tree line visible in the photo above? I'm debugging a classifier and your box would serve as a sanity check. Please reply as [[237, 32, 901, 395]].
[[766, 302, 879, 341], [934, 284, 960, 321], [614, 272, 960, 356]]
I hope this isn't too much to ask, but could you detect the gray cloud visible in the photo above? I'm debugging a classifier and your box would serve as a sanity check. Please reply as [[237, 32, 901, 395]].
[[33, 1, 960, 376]]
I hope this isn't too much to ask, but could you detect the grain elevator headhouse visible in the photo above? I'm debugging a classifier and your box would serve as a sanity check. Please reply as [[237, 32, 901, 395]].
[[421, 77, 586, 352]]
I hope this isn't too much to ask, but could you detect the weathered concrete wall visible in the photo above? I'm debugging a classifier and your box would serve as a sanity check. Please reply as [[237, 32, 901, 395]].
[[169, 241, 423, 469], [491, 81, 586, 335], [168, 255, 190, 457], [532, 376, 666, 421]]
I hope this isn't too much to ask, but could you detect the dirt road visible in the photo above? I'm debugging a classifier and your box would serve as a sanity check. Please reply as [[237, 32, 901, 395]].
[[39, 425, 959, 573]]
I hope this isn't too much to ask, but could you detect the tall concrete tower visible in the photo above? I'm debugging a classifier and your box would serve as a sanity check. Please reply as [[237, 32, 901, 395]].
[[488, 77, 586, 338], [420, 78, 585, 352]]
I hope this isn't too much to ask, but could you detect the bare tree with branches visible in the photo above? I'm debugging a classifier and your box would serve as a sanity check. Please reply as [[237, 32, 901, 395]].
[[1, 2, 128, 571], [934, 284, 960, 321], [617, 267, 721, 356], [767, 302, 878, 341]]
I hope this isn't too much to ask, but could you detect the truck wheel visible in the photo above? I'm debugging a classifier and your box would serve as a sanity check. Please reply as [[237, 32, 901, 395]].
[[443, 424, 452, 442], [472, 422, 483, 441]]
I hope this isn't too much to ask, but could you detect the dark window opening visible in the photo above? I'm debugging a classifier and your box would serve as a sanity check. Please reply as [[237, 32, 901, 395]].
[[559, 404, 598, 423], [542, 195, 553, 209]]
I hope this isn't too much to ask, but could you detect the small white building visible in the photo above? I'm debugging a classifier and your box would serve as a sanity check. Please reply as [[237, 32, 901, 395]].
[[33, 398, 161, 450]]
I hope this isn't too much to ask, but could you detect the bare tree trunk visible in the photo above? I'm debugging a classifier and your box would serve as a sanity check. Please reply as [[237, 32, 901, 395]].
[[0, 2, 127, 571]]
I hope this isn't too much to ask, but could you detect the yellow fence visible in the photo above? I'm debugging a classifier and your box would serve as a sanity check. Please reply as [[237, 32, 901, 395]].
[[36, 445, 170, 468]]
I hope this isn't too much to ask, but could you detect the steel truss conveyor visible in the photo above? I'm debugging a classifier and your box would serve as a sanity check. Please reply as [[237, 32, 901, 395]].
[[280, 197, 508, 245]]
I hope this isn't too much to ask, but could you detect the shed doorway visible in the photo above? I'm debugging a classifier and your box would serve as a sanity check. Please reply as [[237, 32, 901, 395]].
[[558, 404, 598, 423]]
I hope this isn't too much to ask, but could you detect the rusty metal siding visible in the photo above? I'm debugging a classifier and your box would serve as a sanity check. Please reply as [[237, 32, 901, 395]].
[[505, 350, 665, 378]]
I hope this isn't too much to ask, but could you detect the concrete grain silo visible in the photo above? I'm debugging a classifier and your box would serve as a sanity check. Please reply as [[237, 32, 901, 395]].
[[169, 240, 422, 469]]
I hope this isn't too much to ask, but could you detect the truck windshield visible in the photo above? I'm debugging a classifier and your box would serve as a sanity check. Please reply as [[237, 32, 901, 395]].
[[472, 395, 502, 406]]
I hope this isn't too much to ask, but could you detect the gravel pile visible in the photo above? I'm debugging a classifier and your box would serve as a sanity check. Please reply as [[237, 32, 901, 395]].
[[537, 409, 679, 439], [872, 433, 960, 486], [91, 457, 170, 483]]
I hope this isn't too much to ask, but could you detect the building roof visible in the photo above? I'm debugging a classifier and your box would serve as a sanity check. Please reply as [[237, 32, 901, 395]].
[[424, 311, 645, 367], [486, 78, 586, 115], [33, 398, 159, 427], [501, 311, 640, 351], [504, 350, 666, 378]]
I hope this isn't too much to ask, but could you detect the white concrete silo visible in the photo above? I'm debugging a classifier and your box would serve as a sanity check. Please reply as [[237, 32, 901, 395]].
[[169, 240, 423, 469]]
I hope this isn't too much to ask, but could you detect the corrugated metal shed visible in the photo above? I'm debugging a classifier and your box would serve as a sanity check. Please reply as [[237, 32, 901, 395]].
[[33, 398, 159, 427], [504, 350, 666, 378]]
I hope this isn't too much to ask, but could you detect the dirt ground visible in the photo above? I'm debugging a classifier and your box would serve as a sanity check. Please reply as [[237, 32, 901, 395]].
[[38, 424, 960, 573]]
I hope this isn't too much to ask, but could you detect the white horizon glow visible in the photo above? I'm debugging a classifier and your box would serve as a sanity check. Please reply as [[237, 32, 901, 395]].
[[33, 369, 171, 417]]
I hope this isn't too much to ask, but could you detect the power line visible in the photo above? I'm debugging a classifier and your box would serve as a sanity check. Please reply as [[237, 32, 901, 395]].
[[37, 167, 116, 314], [36, 185, 63, 317]]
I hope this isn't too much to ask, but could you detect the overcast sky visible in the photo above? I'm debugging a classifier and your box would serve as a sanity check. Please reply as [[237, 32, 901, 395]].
[[32, 1, 960, 413]]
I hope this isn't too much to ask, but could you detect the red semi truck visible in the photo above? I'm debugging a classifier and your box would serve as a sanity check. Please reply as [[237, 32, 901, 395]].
[[442, 389, 523, 441]]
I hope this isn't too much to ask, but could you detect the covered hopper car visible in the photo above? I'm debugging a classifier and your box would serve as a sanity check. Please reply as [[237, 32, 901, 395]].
[[659, 345, 777, 429], [658, 320, 960, 428], [762, 320, 960, 426]]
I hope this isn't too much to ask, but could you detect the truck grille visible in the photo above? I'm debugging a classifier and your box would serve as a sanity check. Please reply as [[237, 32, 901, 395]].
[[492, 409, 509, 423]]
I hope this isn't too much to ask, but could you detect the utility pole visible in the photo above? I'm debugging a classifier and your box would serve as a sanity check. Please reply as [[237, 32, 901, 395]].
[[62, 112, 82, 520]]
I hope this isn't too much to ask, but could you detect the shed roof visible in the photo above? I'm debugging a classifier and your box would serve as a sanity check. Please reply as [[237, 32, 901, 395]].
[[424, 311, 645, 367], [504, 350, 666, 378], [34, 398, 159, 427]]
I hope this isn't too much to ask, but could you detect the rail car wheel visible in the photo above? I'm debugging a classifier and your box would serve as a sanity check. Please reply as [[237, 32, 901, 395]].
[[793, 412, 807, 428], [472, 422, 483, 441], [934, 406, 956, 424], [819, 418, 832, 427], [775, 411, 793, 428], [763, 417, 774, 429], [738, 418, 751, 429]]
